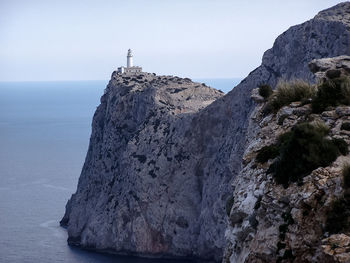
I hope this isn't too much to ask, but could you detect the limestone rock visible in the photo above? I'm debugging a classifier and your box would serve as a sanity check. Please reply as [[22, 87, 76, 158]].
[[314, 2, 350, 29], [225, 84, 350, 262], [62, 2, 350, 262], [251, 88, 265, 103], [224, 58, 350, 262], [261, 2, 350, 84], [322, 234, 350, 263], [61, 73, 225, 261], [309, 55, 350, 81]]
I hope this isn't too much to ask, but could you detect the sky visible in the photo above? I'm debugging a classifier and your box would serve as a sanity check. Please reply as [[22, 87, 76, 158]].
[[0, 0, 346, 81]]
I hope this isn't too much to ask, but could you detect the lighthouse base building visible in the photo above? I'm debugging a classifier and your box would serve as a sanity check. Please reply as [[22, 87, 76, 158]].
[[117, 49, 142, 74], [117, 66, 142, 74]]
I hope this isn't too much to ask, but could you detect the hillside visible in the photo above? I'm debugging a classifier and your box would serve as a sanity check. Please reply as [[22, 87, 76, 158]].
[[224, 55, 350, 263]]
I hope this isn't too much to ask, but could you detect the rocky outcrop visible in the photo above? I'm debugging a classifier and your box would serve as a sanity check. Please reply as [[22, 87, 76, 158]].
[[322, 234, 350, 263], [223, 58, 350, 262], [314, 2, 350, 29], [309, 55, 350, 81], [62, 2, 350, 262], [61, 73, 225, 261], [260, 2, 350, 84]]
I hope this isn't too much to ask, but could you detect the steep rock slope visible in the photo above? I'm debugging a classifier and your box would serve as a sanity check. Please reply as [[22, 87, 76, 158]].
[[61, 73, 226, 260], [224, 56, 350, 262], [62, 2, 350, 261]]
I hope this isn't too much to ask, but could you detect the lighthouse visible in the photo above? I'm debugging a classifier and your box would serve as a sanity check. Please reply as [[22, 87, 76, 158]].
[[117, 49, 142, 74], [127, 49, 133, 68]]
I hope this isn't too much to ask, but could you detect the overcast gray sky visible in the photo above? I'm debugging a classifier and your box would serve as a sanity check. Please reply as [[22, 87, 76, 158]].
[[0, 0, 345, 81]]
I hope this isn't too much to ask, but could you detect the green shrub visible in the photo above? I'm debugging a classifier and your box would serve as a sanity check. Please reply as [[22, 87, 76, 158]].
[[226, 196, 234, 216], [341, 122, 350, 131], [258, 84, 273, 99], [310, 120, 330, 135], [312, 76, 350, 113], [263, 80, 315, 115], [332, 138, 348, 155], [269, 122, 345, 188], [325, 198, 350, 234], [343, 164, 350, 189], [262, 99, 280, 115], [256, 145, 279, 163]]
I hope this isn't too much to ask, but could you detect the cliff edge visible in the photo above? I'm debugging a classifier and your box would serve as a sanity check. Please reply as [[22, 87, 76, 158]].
[[224, 56, 350, 263], [62, 2, 350, 262], [61, 72, 225, 261]]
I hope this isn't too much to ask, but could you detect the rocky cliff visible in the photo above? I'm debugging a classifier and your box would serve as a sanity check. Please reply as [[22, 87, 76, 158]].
[[62, 2, 350, 262], [61, 73, 225, 261], [224, 56, 350, 263]]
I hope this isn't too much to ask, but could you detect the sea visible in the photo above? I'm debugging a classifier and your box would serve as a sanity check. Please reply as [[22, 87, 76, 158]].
[[0, 78, 241, 263]]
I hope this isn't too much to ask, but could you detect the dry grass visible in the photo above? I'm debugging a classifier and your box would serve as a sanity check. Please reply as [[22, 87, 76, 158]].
[[263, 79, 316, 115]]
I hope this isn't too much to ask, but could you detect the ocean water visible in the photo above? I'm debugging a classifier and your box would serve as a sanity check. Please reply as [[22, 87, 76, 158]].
[[0, 78, 241, 263]]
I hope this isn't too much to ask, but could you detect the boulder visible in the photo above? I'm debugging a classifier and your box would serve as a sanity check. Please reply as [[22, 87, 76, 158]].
[[309, 55, 350, 81]]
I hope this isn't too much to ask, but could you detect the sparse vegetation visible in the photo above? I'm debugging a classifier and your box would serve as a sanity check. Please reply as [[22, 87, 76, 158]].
[[268, 122, 347, 188], [312, 76, 350, 113], [275, 80, 315, 106], [324, 161, 350, 235], [258, 84, 273, 100], [261, 77, 350, 115], [263, 80, 315, 115], [332, 138, 348, 155], [256, 145, 279, 163]]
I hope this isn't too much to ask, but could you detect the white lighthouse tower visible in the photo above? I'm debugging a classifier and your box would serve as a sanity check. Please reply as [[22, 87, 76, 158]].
[[127, 49, 133, 68], [117, 49, 142, 74]]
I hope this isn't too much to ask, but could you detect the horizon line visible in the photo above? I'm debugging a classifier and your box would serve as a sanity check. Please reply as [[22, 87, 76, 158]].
[[0, 76, 244, 83]]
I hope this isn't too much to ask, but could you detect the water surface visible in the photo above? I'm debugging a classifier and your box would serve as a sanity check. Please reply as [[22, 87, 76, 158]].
[[0, 78, 240, 262]]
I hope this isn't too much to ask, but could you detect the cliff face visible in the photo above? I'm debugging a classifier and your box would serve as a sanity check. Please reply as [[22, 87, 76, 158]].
[[262, 2, 350, 84], [224, 56, 350, 263], [61, 73, 225, 260], [62, 2, 350, 262]]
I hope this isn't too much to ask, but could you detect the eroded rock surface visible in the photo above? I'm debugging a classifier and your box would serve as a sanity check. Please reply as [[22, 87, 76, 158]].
[[224, 57, 350, 262], [61, 73, 225, 261], [62, 2, 350, 262], [309, 55, 350, 81]]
